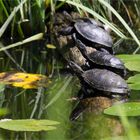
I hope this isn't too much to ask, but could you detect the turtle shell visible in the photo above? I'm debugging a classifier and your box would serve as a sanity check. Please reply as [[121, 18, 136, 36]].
[[82, 69, 129, 94], [74, 21, 113, 47], [88, 50, 125, 70]]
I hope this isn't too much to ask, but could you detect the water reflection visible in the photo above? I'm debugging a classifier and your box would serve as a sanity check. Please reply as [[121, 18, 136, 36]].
[[70, 96, 124, 140]]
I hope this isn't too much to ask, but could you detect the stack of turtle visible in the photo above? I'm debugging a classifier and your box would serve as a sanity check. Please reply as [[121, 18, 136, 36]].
[[58, 12, 130, 101]]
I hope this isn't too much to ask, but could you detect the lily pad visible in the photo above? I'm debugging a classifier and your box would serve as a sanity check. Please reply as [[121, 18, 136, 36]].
[[104, 102, 140, 116], [128, 84, 140, 90], [125, 61, 140, 72], [116, 54, 140, 72], [127, 74, 140, 90], [102, 136, 140, 140], [0, 119, 60, 131], [117, 54, 140, 62]]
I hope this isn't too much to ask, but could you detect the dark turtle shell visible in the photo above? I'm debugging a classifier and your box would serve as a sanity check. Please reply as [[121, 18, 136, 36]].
[[74, 21, 113, 48], [82, 69, 129, 94], [68, 61, 129, 95], [74, 38, 125, 76], [88, 50, 125, 70]]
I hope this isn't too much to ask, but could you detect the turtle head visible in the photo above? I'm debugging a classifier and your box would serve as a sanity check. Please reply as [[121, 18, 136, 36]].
[[68, 61, 84, 75], [72, 34, 88, 56]]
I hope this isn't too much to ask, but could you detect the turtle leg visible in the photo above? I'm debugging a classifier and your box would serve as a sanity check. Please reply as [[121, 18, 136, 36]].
[[77, 88, 85, 100], [78, 85, 94, 99]]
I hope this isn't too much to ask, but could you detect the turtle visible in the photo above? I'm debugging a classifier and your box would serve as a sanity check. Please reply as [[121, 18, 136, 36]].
[[69, 61, 130, 98], [59, 12, 113, 54], [73, 36, 126, 77]]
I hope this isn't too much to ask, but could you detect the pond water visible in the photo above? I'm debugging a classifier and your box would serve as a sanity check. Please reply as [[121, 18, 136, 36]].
[[0, 65, 139, 140]]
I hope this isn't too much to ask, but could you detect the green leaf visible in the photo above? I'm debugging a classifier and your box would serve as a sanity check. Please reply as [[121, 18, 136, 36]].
[[0, 0, 27, 38], [116, 55, 140, 72], [127, 74, 140, 90], [128, 84, 140, 90], [0, 33, 43, 52], [127, 74, 140, 83], [102, 136, 140, 140], [98, 0, 140, 52], [117, 54, 140, 62], [104, 102, 140, 116], [125, 61, 140, 72], [0, 119, 60, 131]]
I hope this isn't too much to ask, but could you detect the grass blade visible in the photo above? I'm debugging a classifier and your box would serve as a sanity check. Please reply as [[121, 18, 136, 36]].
[[98, 0, 140, 53], [0, 33, 43, 52], [0, 0, 27, 38]]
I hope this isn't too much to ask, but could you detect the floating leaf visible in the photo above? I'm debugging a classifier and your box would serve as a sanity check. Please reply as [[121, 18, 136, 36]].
[[117, 54, 140, 62], [0, 72, 51, 89], [125, 61, 140, 72], [102, 136, 140, 140], [127, 74, 140, 90], [117, 55, 140, 72], [0, 108, 9, 116], [0, 119, 60, 131], [127, 74, 140, 83], [128, 84, 140, 90], [104, 102, 140, 116]]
